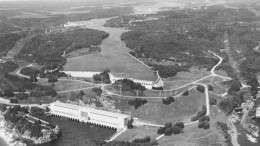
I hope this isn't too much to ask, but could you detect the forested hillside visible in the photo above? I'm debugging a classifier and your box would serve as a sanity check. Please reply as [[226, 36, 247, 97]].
[[16, 28, 109, 69], [106, 5, 258, 78]]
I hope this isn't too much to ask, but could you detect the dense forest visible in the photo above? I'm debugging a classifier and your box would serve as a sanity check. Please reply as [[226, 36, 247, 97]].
[[16, 28, 109, 68], [0, 32, 26, 56], [106, 5, 258, 78]]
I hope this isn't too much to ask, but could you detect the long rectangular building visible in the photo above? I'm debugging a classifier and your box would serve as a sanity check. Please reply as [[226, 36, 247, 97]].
[[49, 101, 131, 129]]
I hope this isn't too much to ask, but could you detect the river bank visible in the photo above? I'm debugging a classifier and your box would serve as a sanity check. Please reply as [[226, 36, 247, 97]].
[[228, 108, 260, 146], [228, 114, 240, 146], [0, 117, 26, 146]]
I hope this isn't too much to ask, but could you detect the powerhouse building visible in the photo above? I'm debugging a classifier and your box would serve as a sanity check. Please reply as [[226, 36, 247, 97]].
[[49, 101, 131, 129]]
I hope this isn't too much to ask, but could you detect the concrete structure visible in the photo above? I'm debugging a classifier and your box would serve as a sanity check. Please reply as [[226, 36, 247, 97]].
[[109, 73, 164, 89], [63, 71, 164, 89], [64, 22, 82, 28], [256, 107, 260, 118], [49, 101, 131, 129], [64, 71, 101, 78]]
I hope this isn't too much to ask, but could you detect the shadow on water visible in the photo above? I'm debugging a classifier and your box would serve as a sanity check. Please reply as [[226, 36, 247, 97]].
[[37, 116, 116, 146]]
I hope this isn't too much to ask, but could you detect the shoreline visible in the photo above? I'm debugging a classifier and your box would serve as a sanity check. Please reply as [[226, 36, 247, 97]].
[[0, 117, 26, 146], [228, 115, 240, 146]]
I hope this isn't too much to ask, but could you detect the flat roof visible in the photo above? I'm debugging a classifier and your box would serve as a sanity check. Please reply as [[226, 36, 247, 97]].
[[51, 101, 130, 119]]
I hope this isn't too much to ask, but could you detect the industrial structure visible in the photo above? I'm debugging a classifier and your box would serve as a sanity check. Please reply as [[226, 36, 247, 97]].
[[63, 71, 164, 89], [49, 101, 131, 129]]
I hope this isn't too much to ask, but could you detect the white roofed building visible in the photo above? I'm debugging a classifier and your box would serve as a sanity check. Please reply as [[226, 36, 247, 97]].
[[49, 101, 131, 129], [63, 71, 164, 89]]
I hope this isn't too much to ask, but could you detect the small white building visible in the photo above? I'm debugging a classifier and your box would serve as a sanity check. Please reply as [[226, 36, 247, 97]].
[[49, 101, 131, 129], [63, 71, 101, 78], [64, 22, 80, 28], [108, 73, 164, 89]]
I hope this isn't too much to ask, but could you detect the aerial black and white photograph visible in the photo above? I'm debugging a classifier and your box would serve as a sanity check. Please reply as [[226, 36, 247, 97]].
[[0, 0, 259, 146]]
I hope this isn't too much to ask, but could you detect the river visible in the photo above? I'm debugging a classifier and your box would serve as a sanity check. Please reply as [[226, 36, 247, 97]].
[[0, 115, 115, 146], [0, 137, 8, 146], [37, 116, 116, 146], [236, 119, 260, 146]]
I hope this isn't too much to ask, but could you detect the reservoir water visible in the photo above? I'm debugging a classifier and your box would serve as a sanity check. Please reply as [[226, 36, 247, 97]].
[[236, 119, 260, 146], [0, 115, 115, 146], [38, 116, 116, 146], [0, 137, 8, 146]]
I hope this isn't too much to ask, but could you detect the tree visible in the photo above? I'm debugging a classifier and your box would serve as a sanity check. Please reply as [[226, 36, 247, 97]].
[[20, 106, 29, 114], [93, 74, 101, 84], [204, 121, 210, 129], [174, 122, 184, 129], [0, 104, 7, 112], [132, 136, 150, 143], [0, 91, 4, 97], [47, 75, 58, 83], [198, 122, 205, 128], [39, 69, 45, 78], [79, 90, 85, 97], [16, 92, 29, 100], [92, 87, 102, 96], [10, 99, 18, 103], [162, 96, 175, 105], [172, 126, 182, 134], [198, 116, 206, 122], [196, 85, 205, 93], [128, 98, 147, 109], [208, 84, 214, 91], [45, 89, 57, 97], [226, 80, 242, 95], [94, 100, 103, 107], [4, 89, 15, 97], [30, 74, 38, 82], [157, 127, 166, 134], [209, 98, 217, 105], [165, 122, 172, 128], [182, 90, 189, 96], [205, 116, 210, 121], [127, 118, 134, 129], [164, 127, 172, 136]]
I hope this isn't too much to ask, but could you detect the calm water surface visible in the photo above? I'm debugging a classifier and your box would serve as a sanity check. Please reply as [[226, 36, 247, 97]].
[[236, 119, 260, 146], [38, 116, 116, 146]]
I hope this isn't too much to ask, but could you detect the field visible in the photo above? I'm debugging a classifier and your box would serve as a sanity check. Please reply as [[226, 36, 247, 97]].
[[157, 102, 228, 146], [158, 123, 223, 146], [115, 126, 158, 142], [37, 79, 95, 92], [63, 18, 157, 81], [115, 89, 206, 125], [164, 67, 210, 90], [103, 83, 195, 97]]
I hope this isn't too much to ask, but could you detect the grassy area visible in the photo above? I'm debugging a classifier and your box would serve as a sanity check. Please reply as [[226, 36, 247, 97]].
[[28, 96, 54, 104], [115, 126, 158, 142], [163, 67, 210, 89], [215, 70, 230, 78], [64, 18, 157, 81], [115, 89, 206, 124], [158, 105, 228, 146], [64, 46, 101, 58], [104, 83, 195, 97], [37, 79, 95, 92], [211, 82, 227, 95]]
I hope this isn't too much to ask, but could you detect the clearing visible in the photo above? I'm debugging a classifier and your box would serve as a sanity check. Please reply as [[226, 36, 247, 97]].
[[115, 89, 206, 124], [37, 79, 95, 92]]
